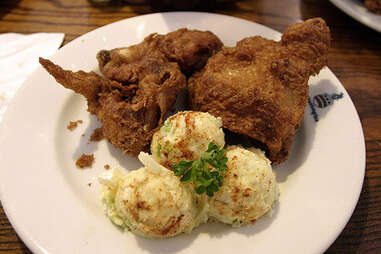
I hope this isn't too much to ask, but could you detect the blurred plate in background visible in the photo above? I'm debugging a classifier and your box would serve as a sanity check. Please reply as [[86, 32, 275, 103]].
[[330, 0, 381, 32]]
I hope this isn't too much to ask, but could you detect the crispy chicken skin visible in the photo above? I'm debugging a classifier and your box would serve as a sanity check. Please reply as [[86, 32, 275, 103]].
[[188, 18, 331, 164], [39, 56, 186, 155], [97, 28, 223, 78]]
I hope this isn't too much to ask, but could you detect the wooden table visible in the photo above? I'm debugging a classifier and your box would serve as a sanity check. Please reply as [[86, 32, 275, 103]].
[[0, 0, 380, 253]]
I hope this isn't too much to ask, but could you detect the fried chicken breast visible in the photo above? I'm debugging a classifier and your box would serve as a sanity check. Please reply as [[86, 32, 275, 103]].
[[40, 56, 186, 155], [97, 28, 223, 78], [188, 18, 331, 164]]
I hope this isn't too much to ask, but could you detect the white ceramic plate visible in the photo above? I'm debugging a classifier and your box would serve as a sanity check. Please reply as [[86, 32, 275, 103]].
[[0, 12, 365, 254], [330, 0, 381, 32]]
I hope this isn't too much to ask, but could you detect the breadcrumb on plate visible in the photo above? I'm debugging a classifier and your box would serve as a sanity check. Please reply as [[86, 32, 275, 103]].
[[76, 153, 94, 168], [67, 120, 83, 131]]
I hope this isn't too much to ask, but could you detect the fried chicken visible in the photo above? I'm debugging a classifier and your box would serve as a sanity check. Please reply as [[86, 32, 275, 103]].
[[188, 18, 331, 164], [97, 28, 223, 79], [40, 55, 186, 155], [40, 29, 222, 156], [364, 0, 381, 13]]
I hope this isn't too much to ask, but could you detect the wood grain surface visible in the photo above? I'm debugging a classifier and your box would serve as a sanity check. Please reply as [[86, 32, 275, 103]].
[[0, 0, 380, 253]]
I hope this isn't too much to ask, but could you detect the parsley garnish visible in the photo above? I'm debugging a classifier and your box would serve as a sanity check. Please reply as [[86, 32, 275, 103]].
[[163, 120, 171, 132], [173, 142, 228, 197]]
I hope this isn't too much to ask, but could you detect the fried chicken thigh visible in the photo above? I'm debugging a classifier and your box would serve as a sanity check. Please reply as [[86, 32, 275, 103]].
[[188, 18, 331, 164], [97, 28, 223, 79]]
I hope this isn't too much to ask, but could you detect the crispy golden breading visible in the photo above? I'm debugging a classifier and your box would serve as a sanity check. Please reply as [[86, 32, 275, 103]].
[[188, 18, 331, 164], [97, 28, 223, 78], [40, 56, 186, 155]]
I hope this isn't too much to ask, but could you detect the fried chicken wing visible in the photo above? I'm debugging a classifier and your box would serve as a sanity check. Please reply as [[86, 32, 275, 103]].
[[40, 29, 222, 157], [188, 18, 331, 164], [97, 28, 223, 79], [40, 56, 186, 155]]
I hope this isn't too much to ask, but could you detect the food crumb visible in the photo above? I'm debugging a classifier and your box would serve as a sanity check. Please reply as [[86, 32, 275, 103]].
[[88, 183, 92, 187], [67, 120, 83, 131], [104, 164, 110, 170], [90, 127, 104, 142], [76, 153, 94, 168]]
